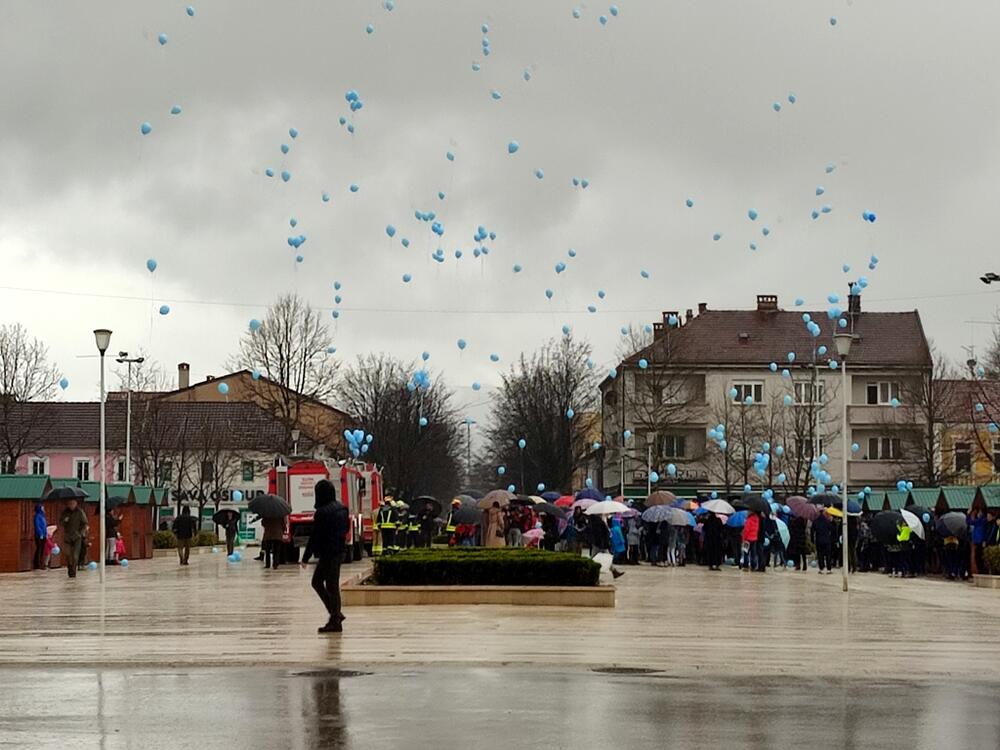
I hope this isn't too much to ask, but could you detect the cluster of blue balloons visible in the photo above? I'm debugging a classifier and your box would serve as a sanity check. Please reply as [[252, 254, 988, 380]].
[[344, 429, 374, 458], [571, 177, 590, 188], [896, 479, 914, 492], [345, 89, 364, 112], [861, 210, 877, 223], [287, 234, 306, 249], [707, 423, 727, 452], [409, 369, 432, 392]]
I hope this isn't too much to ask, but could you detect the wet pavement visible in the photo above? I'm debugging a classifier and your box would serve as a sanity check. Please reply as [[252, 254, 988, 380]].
[[0, 666, 997, 749]]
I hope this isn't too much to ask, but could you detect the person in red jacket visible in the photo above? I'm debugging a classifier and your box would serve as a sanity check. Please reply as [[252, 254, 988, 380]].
[[741, 512, 761, 571]]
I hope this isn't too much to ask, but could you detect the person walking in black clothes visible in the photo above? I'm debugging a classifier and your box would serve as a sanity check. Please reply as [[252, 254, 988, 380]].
[[302, 479, 349, 634], [787, 516, 808, 571], [812, 512, 834, 574], [702, 511, 724, 570], [171, 506, 198, 565]]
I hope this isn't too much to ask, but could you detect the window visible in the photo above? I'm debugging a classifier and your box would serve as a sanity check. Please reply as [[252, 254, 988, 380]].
[[158, 460, 173, 484], [993, 441, 1000, 474], [115, 460, 127, 482], [241, 461, 255, 482], [200, 461, 215, 484], [867, 437, 901, 460], [732, 382, 763, 404], [0, 458, 12, 474], [29, 458, 47, 475], [866, 382, 901, 405], [794, 381, 824, 405], [74, 459, 91, 481], [659, 435, 686, 459], [954, 441, 972, 473], [644, 381, 663, 406], [793, 439, 824, 459]]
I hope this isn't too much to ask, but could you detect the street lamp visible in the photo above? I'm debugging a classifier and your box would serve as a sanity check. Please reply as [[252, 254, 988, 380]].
[[115, 352, 144, 484], [291, 428, 300, 456], [462, 418, 477, 485], [833, 331, 853, 593], [94, 329, 112, 584]]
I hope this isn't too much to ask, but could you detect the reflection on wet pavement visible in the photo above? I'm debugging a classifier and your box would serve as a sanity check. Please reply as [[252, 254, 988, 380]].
[[0, 667, 996, 750]]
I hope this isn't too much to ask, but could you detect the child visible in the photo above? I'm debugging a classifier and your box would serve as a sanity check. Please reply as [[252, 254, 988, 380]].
[[115, 533, 126, 563]]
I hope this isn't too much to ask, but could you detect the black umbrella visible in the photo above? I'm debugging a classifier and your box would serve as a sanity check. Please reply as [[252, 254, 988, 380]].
[[871, 511, 904, 545], [738, 494, 770, 514], [540, 491, 561, 502], [212, 509, 241, 526], [105, 496, 127, 510], [810, 493, 841, 507], [45, 486, 88, 501], [247, 494, 292, 518], [413, 496, 442, 516], [510, 495, 537, 506], [936, 512, 969, 539], [534, 502, 568, 519], [450, 504, 482, 525], [460, 488, 485, 499]]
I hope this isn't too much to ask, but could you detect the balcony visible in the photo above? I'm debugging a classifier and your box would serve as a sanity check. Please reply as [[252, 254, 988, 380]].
[[848, 460, 901, 484], [847, 404, 926, 427]]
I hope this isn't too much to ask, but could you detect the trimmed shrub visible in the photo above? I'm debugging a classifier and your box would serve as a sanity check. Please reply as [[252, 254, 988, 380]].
[[372, 548, 601, 587], [153, 531, 177, 549], [194, 530, 218, 547], [985, 545, 1000, 575]]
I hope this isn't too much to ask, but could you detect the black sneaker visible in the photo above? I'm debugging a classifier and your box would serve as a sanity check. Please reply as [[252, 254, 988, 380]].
[[318, 621, 343, 633], [611, 569, 625, 579]]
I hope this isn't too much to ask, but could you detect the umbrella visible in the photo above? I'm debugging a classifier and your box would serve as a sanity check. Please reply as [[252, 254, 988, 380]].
[[555, 495, 574, 508], [775, 518, 790, 548], [572, 498, 597, 511], [825, 506, 844, 518], [701, 498, 736, 515], [585, 500, 630, 516], [413, 496, 442, 516], [247, 494, 292, 518], [522, 528, 544, 544], [846, 500, 862, 516], [810, 493, 841, 507], [510, 495, 537, 507], [903, 505, 931, 523], [212, 509, 240, 526], [871, 511, 904, 545], [479, 489, 513, 509], [528, 495, 546, 505], [540, 491, 561, 502], [641, 505, 675, 523], [899, 508, 926, 540], [726, 510, 749, 528], [646, 490, 677, 507], [450, 504, 482, 525], [936, 512, 969, 540], [739, 494, 770, 514], [787, 496, 821, 521], [575, 487, 604, 502], [45, 486, 88, 501], [105, 496, 127, 510], [534, 502, 567, 519], [461, 489, 485, 499], [669, 508, 696, 527]]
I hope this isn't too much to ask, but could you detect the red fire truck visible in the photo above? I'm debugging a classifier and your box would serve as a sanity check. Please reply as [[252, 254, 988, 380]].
[[267, 459, 383, 563]]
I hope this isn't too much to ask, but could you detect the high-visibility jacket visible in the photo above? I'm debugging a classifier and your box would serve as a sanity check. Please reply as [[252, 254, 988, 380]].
[[377, 507, 396, 530], [407, 516, 420, 533], [897, 525, 911, 543], [445, 511, 457, 533]]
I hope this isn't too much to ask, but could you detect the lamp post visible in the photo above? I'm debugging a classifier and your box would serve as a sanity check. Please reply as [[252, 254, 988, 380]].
[[833, 332, 853, 593], [291, 428, 300, 456], [115, 352, 144, 484], [94, 329, 112, 584], [463, 418, 477, 484]]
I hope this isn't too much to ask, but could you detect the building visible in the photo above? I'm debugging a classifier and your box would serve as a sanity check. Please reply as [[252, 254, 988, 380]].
[[601, 292, 933, 496], [934, 378, 1000, 485]]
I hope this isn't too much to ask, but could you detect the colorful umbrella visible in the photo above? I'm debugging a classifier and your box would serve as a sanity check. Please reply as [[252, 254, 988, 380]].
[[774, 518, 790, 548], [646, 490, 676, 507], [787, 496, 821, 521], [479, 489, 513, 509], [575, 487, 603, 502], [555, 495, 574, 508], [572, 498, 597, 511], [726, 510, 748, 528]]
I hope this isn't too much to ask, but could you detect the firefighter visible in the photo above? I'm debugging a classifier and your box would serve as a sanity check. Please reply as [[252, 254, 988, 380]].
[[376, 497, 396, 555], [391, 500, 407, 552], [406, 505, 420, 549], [445, 499, 461, 546]]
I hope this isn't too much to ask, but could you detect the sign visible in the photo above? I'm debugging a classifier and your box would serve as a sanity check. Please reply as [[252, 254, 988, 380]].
[[288, 473, 326, 513]]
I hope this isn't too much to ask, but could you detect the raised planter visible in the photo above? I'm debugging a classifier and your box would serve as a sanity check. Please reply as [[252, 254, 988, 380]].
[[342, 581, 615, 607], [974, 574, 1000, 589]]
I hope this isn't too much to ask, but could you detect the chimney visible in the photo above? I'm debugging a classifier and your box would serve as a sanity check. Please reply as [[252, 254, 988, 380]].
[[685, 308, 694, 323], [662, 311, 679, 329], [848, 283, 861, 314], [756, 294, 778, 312], [698, 302, 708, 314], [178, 362, 190, 390]]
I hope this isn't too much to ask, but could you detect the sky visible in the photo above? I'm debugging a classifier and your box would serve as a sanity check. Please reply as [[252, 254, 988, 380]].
[[3, 0, 1000, 447]]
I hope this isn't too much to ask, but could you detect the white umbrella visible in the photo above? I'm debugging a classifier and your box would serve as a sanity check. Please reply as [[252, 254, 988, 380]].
[[701, 499, 736, 515], [584, 500, 631, 516], [899, 508, 926, 540]]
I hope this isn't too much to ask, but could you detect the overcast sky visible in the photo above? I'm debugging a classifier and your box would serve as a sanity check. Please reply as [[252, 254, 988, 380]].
[[3, 0, 1000, 432]]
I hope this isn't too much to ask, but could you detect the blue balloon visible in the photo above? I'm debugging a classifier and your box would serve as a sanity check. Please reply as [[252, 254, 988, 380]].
[[562, 324, 571, 336], [366, 23, 374, 33], [249, 319, 261, 332], [610, 5, 619, 16], [158, 33, 168, 45], [490, 353, 500, 362], [158, 305, 170, 315], [649, 471, 659, 483], [217, 382, 229, 395], [555, 261, 566, 274], [472, 381, 482, 391], [599, 15, 608, 24], [748, 208, 758, 220], [491, 90, 502, 101], [349, 183, 359, 192], [640, 269, 650, 279], [186, 5, 195, 16], [447, 151, 455, 161], [482, 23, 489, 33], [140, 121, 152, 135], [386, 225, 396, 238], [146, 258, 157, 273], [749, 243, 757, 251], [265, 168, 274, 177], [830, 16, 837, 26], [826, 164, 836, 173], [788, 93, 797, 104], [685, 197, 694, 207], [281, 170, 291, 182], [545, 289, 554, 299], [667, 464, 677, 476], [295, 255, 303, 263], [252, 369, 261, 380], [280, 143, 289, 154], [518, 439, 527, 450], [712, 233, 721, 241], [608, 368, 617, 379], [88, 561, 98, 571], [762, 226, 770, 236], [508, 140, 519, 154], [573, 7, 581, 18], [170, 105, 182, 115], [773, 102, 782, 112], [638, 359, 648, 369], [566, 408, 575, 419], [419, 417, 428, 427]]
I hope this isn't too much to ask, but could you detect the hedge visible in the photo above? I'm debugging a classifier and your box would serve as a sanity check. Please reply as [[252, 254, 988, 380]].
[[153, 530, 219, 549], [985, 545, 1000, 575], [372, 548, 601, 587]]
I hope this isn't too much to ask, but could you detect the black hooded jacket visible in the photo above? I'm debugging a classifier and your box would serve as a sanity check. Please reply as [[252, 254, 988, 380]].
[[303, 479, 349, 563]]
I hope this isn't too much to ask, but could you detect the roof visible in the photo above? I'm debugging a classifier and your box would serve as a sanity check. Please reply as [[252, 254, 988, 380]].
[[908, 488, 941, 506], [0, 475, 50, 500], [977, 485, 1000, 507], [1, 401, 314, 452], [940, 486, 977, 510], [885, 491, 909, 510], [132, 486, 155, 505], [623, 304, 932, 370], [864, 492, 887, 511], [935, 379, 1000, 424]]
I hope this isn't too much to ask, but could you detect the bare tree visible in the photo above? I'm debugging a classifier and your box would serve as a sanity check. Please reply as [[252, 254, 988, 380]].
[[113, 350, 172, 393], [484, 336, 598, 493], [230, 294, 340, 451], [180, 416, 248, 528], [340, 354, 462, 501], [0, 323, 60, 471], [615, 324, 653, 362]]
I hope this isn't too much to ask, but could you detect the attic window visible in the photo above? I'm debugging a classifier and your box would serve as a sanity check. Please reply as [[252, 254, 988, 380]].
[[738, 332, 750, 344]]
